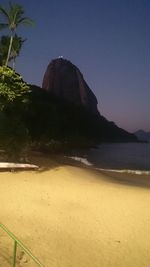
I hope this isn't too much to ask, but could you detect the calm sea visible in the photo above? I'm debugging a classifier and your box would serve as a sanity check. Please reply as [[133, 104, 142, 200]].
[[69, 143, 150, 174]]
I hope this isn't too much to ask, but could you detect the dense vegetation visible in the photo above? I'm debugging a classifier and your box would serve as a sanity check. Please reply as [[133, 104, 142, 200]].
[[0, 2, 32, 160], [0, 66, 30, 159]]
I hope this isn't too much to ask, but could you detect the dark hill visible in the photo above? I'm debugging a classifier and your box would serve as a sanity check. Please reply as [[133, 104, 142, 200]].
[[134, 130, 150, 142], [26, 85, 137, 147]]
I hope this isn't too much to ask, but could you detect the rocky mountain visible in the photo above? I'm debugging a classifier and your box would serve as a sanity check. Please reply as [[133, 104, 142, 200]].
[[134, 130, 150, 142], [35, 58, 138, 144], [42, 58, 99, 115]]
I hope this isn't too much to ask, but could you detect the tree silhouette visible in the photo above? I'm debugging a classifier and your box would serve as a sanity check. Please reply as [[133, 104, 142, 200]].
[[0, 2, 33, 67], [0, 35, 26, 68]]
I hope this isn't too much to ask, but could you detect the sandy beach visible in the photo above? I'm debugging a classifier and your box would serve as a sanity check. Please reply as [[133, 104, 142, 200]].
[[0, 155, 150, 267]]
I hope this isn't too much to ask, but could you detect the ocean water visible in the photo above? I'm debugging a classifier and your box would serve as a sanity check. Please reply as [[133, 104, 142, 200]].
[[69, 143, 150, 175]]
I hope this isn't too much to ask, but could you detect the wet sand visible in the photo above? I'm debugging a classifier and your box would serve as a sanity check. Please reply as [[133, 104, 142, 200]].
[[0, 155, 150, 266]]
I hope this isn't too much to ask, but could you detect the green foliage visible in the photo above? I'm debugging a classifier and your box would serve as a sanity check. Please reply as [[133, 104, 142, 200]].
[[0, 66, 30, 160], [0, 66, 30, 110], [0, 3, 33, 159]]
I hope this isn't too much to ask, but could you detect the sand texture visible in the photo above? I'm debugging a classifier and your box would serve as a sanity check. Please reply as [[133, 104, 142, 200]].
[[0, 156, 150, 267]]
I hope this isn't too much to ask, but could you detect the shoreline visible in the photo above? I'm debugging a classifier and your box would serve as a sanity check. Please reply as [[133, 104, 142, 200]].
[[65, 142, 150, 173], [1, 150, 150, 177], [65, 155, 150, 175]]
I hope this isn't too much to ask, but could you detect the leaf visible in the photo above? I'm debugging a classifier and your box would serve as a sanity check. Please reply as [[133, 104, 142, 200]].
[[0, 5, 10, 20], [17, 17, 34, 26]]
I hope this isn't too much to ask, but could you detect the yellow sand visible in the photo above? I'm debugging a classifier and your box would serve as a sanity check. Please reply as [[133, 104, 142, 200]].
[[0, 157, 150, 267]]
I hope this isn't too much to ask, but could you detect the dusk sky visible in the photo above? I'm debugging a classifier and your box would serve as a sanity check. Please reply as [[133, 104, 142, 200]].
[[1, 0, 150, 132]]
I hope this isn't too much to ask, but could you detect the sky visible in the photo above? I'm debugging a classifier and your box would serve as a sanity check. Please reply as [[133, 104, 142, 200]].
[[1, 0, 150, 133]]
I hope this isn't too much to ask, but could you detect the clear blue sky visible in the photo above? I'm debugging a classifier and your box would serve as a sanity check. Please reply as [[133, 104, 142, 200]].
[[1, 0, 150, 132]]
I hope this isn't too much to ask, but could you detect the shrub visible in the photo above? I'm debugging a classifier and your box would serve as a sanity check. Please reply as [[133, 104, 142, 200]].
[[0, 66, 30, 160], [0, 66, 29, 111]]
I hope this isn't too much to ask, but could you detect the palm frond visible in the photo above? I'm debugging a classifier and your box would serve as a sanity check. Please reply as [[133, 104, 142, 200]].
[[8, 3, 24, 24], [0, 5, 10, 21], [17, 17, 34, 26]]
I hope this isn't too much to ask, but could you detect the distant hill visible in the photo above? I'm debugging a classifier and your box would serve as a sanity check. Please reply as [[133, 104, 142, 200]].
[[134, 130, 150, 142]]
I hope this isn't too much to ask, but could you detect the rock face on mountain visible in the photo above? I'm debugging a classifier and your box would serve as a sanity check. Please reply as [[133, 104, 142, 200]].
[[42, 58, 99, 115], [40, 58, 137, 143]]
